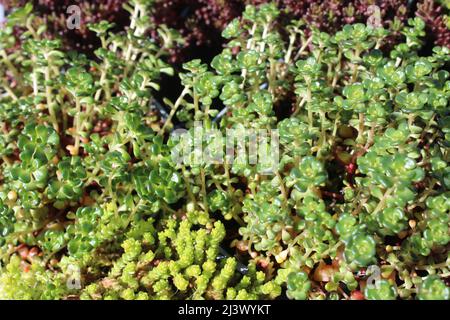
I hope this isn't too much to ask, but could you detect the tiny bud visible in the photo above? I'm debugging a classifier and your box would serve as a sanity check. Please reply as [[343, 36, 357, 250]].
[[235, 241, 248, 252], [259, 259, 270, 269], [18, 246, 29, 259], [28, 247, 39, 258], [15, 209, 26, 220], [408, 220, 416, 229], [66, 145, 78, 156], [350, 290, 365, 300], [21, 261, 31, 273], [7, 190, 17, 202], [186, 202, 195, 213], [313, 262, 336, 282], [275, 250, 289, 264], [50, 258, 59, 267]]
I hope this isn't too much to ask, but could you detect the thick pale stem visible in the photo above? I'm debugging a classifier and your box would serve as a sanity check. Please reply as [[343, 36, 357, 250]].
[[1, 50, 20, 81], [1, 78, 17, 100]]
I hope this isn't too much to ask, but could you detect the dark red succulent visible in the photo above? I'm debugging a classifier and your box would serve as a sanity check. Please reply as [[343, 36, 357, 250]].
[[2, 0, 448, 63], [3, 0, 129, 55], [152, 0, 244, 63], [416, 0, 450, 48]]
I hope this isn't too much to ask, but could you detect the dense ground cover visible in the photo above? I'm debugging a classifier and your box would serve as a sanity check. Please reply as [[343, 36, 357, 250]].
[[0, 1, 448, 300]]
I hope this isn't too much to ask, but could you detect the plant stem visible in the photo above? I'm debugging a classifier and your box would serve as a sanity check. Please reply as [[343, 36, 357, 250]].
[[331, 50, 342, 88], [158, 87, 189, 136], [44, 67, 59, 132], [293, 36, 313, 62], [73, 97, 82, 155], [357, 113, 365, 145], [275, 171, 289, 209], [1, 50, 20, 81], [1, 78, 17, 100], [200, 169, 209, 214], [372, 187, 394, 216], [365, 122, 376, 149], [181, 165, 197, 208]]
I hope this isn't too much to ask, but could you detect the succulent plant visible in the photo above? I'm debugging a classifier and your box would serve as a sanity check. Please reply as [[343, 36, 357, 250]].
[[0, 2, 448, 301]]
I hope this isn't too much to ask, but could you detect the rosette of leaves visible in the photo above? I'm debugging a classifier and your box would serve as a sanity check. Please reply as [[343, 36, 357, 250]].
[[5, 124, 59, 227], [47, 156, 87, 204], [239, 180, 293, 255], [0, 2, 449, 301], [133, 158, 185, 207], [0, 199, 16, 246]]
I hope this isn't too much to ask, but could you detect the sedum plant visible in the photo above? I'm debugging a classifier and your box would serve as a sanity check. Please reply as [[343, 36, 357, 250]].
[[0, 2, 449, 301], [7, 0, 449, 64], [160, 4, 450, 300]]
